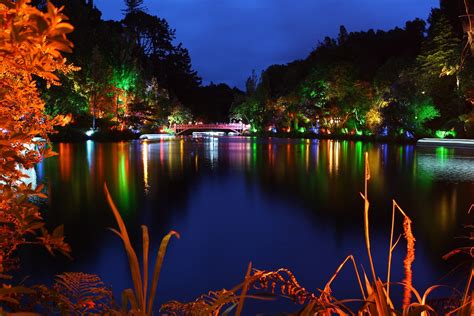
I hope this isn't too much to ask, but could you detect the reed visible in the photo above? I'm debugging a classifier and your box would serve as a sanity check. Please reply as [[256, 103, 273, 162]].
[[159, 153, 472, 315], [104, 183, 180, 315], [101, 154, 471, 315]]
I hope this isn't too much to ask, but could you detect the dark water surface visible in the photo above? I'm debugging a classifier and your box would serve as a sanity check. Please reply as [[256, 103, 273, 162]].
[[21, 137, 473, 312]]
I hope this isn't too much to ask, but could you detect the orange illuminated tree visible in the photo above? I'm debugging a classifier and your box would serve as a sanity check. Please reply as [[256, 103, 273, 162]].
[[0, 0, 76, 295]]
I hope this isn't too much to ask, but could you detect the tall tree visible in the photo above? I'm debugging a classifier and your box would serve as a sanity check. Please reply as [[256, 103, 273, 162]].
[[416, 9, 461, 79], [415, 9, 462, 119], [123, 0, 144, 15], [245, 70, 258, 96], [337, 25, 349, 45]]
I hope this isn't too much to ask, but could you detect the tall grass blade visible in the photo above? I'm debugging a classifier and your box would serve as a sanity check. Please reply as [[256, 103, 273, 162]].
[[104, 183, 144, 311], [147, 230, 180, 314], [141, 225, 150, 311], [300, 300, 316, 316], [322, 255, 366, 300], [235, 262, 252, 316], [462, 265, 473, 304], [374, 279, 393, 315], [402, 302, 435, 316], [122, 288, 138, 313], [457, 265, 473, 316], [387, 200, 396, 296], [362, 152, 377, 284]]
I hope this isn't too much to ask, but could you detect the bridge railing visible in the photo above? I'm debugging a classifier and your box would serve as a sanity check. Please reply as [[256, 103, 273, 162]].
[[174, 123, 250, 130]]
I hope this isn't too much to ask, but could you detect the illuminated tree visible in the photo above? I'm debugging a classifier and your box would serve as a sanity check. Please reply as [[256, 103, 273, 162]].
[[416, 9, 460, 83], [410, 98, 440, 132], [42, 73, 89, 117], [79, 46, 115, 129], [230, 97, 265, 131], [381, 95, 440, 136], [129, 78, 170, 130], [265, 95, 301, 131], [299, 71, 330, 127], [0, 0, 73, 278], [365, 107, 383, 132], [111, 65, 139, 127], [168, 105, 192, 127], [300, 77, 329, 109]]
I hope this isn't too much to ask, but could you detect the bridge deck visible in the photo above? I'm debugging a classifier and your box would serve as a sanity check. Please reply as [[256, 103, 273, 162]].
[[173, 123, 250, 135]]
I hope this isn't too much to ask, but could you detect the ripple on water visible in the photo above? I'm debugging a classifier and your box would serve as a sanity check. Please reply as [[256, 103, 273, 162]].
[[417, 152, 474, 182]]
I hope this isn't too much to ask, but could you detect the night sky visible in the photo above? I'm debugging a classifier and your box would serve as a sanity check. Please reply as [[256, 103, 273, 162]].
[[94, 0, 439, 89]]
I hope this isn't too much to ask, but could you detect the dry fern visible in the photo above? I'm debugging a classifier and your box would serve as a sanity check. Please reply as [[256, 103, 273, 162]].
[[160, 267, 320, 315], [51, 272, 113, 315]]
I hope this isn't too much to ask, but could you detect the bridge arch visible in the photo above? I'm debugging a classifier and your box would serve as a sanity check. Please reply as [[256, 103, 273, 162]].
[[172, 123, 250, 135]]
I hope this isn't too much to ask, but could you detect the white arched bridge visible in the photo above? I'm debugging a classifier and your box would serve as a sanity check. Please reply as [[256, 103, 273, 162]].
[[172, 123, 250, 135]]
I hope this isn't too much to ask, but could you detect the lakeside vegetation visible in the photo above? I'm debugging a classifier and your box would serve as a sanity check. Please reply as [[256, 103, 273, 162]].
[[19, 0, 474, 141], [0, 0, 472, 315], [230, 1, 473, 140]]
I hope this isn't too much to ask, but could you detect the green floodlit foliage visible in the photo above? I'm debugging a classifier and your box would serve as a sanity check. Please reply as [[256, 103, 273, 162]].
[[33, 0, 203, 136], [112, 66, 139, 92], [167, 106, 193, 127], [26, 0, 472, 139], [300, 77, 330, 108], [435, 129, 457, 138], [413, 100, 440, 122], [409, 98, 440, 133], [225, 4, 474, 138]]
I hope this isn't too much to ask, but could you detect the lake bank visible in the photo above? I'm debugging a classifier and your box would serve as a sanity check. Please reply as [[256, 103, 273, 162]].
[[49, 126, 435, 144]]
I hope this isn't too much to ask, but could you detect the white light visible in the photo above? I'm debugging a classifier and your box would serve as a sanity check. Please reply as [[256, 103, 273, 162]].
[[139, 134, 175, 141], [417, 138, 474, 149], [85, 129, 96, 137]]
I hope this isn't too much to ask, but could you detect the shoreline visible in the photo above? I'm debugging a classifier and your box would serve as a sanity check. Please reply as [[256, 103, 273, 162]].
[[48, 127, 473, 145], [49, 130, 423, 144]]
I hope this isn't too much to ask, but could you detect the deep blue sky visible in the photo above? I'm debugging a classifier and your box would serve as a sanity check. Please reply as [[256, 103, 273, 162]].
[[94, 0, 439, 89]]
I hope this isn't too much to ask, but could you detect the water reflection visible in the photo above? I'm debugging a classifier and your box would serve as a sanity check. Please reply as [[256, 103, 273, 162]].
[[142, 141, 149, 192], [86, 140, 94, 170], [30, 138, 473, 309], [59, 143, 72, 181], [416, 147, 474, 181], [43, 139, 473, 243]]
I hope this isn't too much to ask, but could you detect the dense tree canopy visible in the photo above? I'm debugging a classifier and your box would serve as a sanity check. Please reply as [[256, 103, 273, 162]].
[[26, 1, 474, 138], [32, 0, 241, 136], [231, 4, 474, 138]]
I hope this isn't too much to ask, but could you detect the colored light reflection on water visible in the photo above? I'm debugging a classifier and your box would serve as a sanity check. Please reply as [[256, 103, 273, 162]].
[[27, 138, 473, 313], [118, 143, 130, 211], [142, 142, 149, 192], [86, 140, 94, 170]]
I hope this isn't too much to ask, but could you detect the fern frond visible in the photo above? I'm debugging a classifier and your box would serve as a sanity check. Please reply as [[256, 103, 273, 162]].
[[52, 272, 113, 315]]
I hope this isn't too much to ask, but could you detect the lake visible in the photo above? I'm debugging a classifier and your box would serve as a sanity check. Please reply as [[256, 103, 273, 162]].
[[20, 137, 474, 313]]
